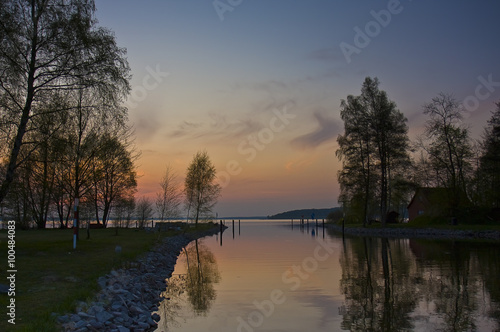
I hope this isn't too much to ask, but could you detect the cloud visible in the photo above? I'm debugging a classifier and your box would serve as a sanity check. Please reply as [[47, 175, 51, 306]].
[[291, 111, 341, 150], [168, 112, 265, 141], [133, 113, 162, 143]]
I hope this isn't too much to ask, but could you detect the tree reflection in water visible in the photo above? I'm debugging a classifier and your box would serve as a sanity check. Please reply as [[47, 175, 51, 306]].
[[336, 234, 500, 332], [185, 239, 221, 315], [157, 239, 220, 330]]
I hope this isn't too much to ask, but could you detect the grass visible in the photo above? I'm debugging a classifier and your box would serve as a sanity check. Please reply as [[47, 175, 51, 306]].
[[0, 223, 216, 331]]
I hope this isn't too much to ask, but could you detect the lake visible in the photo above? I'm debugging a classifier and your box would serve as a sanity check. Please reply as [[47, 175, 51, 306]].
[[154, 220, 500, 332]]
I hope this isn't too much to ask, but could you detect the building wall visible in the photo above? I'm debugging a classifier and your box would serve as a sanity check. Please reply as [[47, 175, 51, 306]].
[[408, 193, 426, 222]]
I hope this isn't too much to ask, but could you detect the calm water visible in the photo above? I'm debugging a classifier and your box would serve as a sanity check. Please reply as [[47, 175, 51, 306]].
[[154, 221, 500, 332]]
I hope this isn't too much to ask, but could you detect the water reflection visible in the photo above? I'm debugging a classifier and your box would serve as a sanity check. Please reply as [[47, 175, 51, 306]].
[[335, 232, 500, 332], [157, 239, 220, 330], [185, 240, 220, 314]]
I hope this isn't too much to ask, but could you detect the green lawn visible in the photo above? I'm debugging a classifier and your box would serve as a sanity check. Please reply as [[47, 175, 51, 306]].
[[0, 225, 209, 331]]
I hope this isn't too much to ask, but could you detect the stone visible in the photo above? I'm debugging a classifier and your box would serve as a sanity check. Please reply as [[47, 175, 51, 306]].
[[89, 320, 104, 329], [96, 311, 114, 323], [117, 327, 130, 332], [0, 284, 10, 294], [88, 304, 105, 315], [74, 319, 87, 329], [97, 276, 107, 289], [70, 313, 81, 322], [111, 302, 123, 311]]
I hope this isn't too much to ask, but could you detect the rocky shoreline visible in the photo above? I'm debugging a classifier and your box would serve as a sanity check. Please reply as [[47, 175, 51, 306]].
[[57, 226, 223, 332], [327, 224, 500, 240]]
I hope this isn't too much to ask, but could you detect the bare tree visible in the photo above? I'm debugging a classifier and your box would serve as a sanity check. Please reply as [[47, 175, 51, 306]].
[[136, 196, 154, 229], [184, 151, 221, 226], [421, 93, 473, 215], [156, 165, 182, 221]]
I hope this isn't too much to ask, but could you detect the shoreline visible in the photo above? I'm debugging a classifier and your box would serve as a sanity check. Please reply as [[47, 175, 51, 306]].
[[326, 224, 500, 241], [58, 226, 223, 332]]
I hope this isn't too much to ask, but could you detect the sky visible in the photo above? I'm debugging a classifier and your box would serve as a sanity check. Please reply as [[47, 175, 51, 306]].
[[94, 0, 500, 217]]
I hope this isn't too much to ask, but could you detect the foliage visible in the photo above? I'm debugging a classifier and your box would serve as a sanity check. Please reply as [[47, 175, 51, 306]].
[[0, 0, 136, 230], [0, 0, 130, 205], [184, 151, 221, 226], [337, 77, 411, 226]]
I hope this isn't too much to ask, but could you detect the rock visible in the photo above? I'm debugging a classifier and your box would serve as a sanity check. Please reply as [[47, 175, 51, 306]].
[[117, 326, 130, 332], [57, 315, 70, 324], [97, 276, 107, 289], [70, 313, 81, 322], [74, 319, 87, 329], [148, 316, 157, 326], [0, 284, 10, 294], [151, 313, 160, 322], [96, 311, 114, 323], [78, 312, 92, 319], [88, 304, 104, 315], [89, 319, 104, 329]]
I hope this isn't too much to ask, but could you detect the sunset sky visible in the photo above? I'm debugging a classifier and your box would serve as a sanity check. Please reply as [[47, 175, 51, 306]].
[[94, 0, 500, 217]]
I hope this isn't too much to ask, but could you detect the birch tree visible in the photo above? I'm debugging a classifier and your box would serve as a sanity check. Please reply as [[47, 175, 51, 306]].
[[156, 165, 182, 221], [0, 0, 130, 204], [184, 151, 221, 226]]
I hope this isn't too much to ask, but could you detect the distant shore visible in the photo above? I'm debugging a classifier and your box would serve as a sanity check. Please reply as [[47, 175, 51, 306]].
[[326, 224, 500, 241]]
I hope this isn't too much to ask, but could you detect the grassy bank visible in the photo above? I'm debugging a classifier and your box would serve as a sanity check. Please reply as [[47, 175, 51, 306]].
[[0, 224, 215, 331]]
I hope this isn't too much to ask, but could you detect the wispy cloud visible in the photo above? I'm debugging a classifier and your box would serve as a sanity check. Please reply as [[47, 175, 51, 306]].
[[168, 112, 265, 141], [133, 112, 162, 143], [291, 111, 340, 150]]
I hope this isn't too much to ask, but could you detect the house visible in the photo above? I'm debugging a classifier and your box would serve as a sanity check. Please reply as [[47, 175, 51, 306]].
[[407, 187, 458, 222]]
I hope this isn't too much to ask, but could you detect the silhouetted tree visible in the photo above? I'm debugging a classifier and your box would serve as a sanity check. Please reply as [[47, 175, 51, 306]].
[[184, 151, 221, 226], [337, 77, 411, 226], [419, 93, 473, 215], [136, 196, 153, 229], [477, 102, 500, 208], [156, 165, 182, 221], [0, 0, 130, 204]]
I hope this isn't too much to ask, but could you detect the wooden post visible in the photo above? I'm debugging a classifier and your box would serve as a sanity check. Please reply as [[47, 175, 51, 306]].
[[238, 220, 240, 235], [73, 197, 79, 249], [232, 219, 235, 239], [220, 220, 223, 246]]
